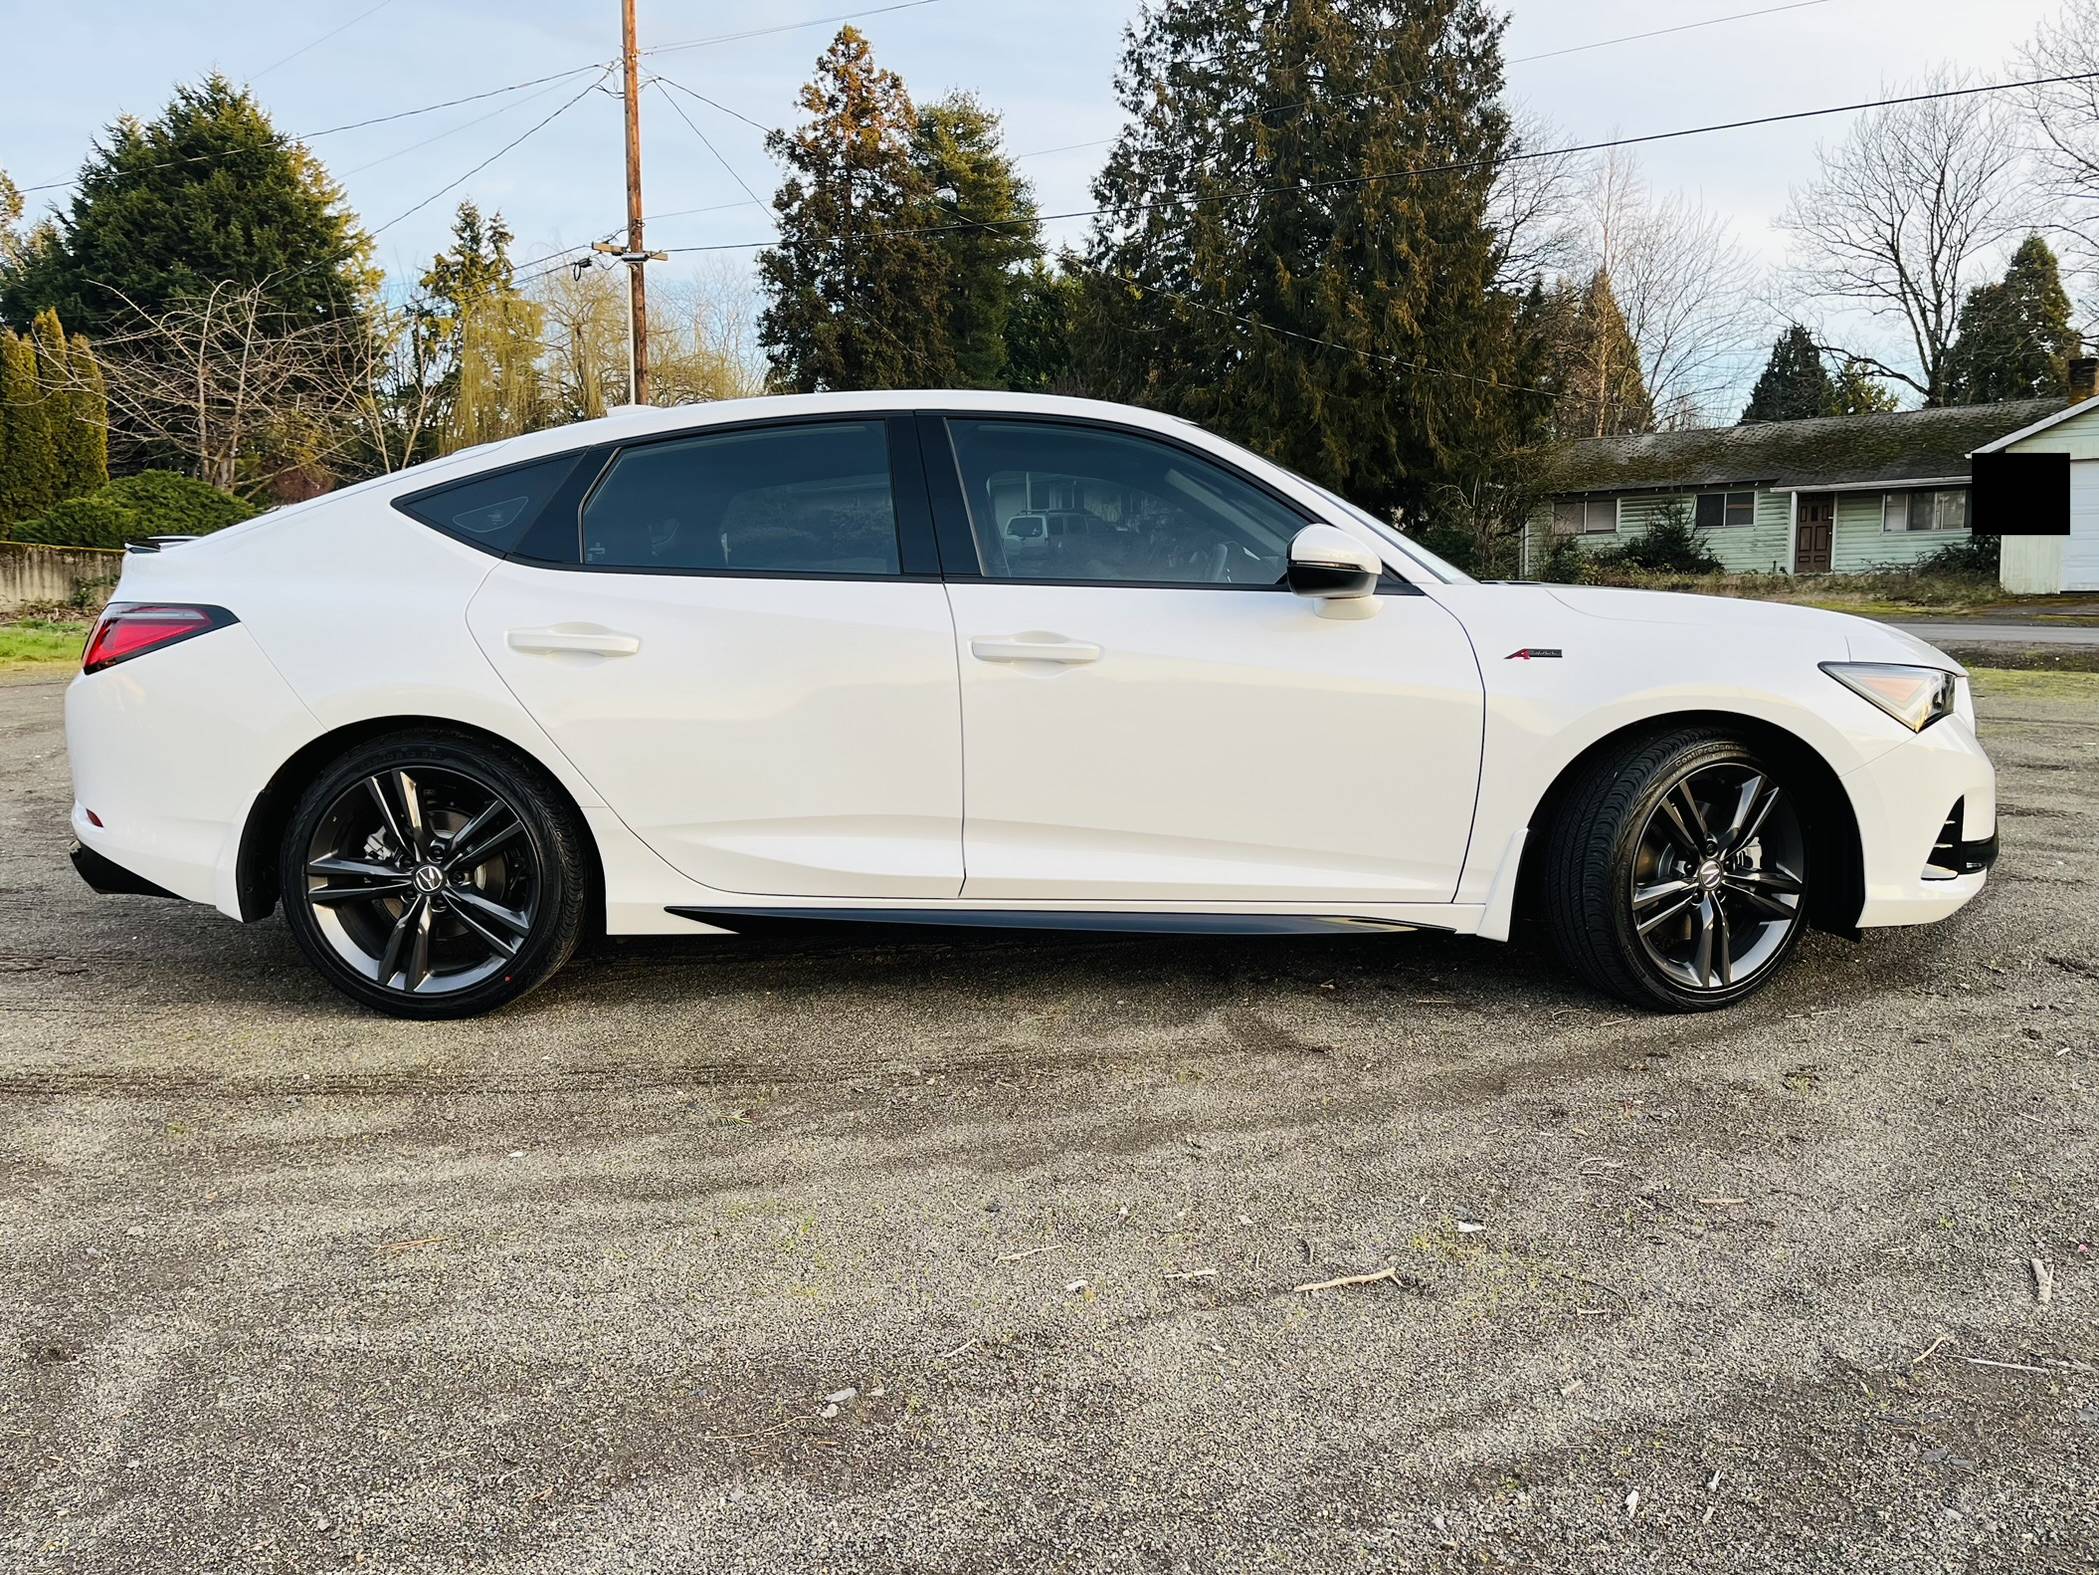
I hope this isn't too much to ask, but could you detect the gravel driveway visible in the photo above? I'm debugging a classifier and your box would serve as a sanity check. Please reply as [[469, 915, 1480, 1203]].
[[1, 674, 2093, 1573]]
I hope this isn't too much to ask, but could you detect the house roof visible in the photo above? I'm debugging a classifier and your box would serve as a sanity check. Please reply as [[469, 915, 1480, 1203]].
[[1535, 398, 2064, 495]]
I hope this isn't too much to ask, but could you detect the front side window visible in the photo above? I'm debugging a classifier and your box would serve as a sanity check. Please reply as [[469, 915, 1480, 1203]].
[[396, 453, 584, 554], [582, 421, 900, 575], [944, 419, 1307, 585]]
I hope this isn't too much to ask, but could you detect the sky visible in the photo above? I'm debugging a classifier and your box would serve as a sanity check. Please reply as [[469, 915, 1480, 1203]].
[[0, 0, 2073, 410]]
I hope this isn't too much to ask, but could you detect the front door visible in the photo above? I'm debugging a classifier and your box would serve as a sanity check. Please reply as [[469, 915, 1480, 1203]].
[[1796, 494, 1834, 573], [466, 417, 964, 899], [933, 416, 1485, 904]]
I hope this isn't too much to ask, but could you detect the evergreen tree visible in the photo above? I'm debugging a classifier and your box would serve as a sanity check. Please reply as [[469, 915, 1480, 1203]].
[[759, 28, 955, 391], [1559, 269, 1653, 437], [27, 309, 107, 500], [67, 329, 109, 494], [0, 75, 374, 338], [909, 94, 1041, 388], [1831, 357, 1899, 414], [0, 328, 59, 524], [1072, 0, 1520, 518], [1005, 257, 1081, 393], [417, 202, 546, 454], [1739, 325, 1838, 423], [1942, 233, 2078, 404]]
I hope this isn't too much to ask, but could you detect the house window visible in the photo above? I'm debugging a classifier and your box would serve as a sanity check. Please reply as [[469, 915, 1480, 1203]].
[[1882, 488, 1969, 532], [1551, 498, 1618, 535], [1695, 491, 1756, 530]]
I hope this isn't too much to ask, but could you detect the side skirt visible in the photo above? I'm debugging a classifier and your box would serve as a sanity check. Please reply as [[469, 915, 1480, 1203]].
[[666, 907, 1441, 937]]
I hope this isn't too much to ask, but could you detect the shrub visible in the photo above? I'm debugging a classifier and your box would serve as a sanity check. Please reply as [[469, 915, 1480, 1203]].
[[1538, 534, 1585, 583], [11, 496, 143, 549], [1593, 499, 1722, 574], [6, 470, 257, 548], [1914, 533, 2000, 577]]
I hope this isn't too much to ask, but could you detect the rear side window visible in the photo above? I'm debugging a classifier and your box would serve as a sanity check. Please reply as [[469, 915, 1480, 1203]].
[[395, 454, 584, 554], [582, 421, 901, 575]]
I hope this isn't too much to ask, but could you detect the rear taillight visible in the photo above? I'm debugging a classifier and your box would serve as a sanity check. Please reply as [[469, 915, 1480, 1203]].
[[81, 603, 238, 675]]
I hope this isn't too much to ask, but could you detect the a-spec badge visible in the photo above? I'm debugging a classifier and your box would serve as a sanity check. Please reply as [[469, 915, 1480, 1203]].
[[1505, 647, 1563, 660]]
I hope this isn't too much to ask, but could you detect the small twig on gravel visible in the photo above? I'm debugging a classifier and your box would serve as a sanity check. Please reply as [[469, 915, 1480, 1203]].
[[994, 1244, 1058, 1263], [2030, 1258, 2054, 1306], [935, 1340, 978, 1362], [1962, 1356, 2050, 1375], [1696, 1198, 1748, 1207], [1293, 1265, 1399, 1294], [1911, 1335, 1951, 1366], [1163, 1268, 1219, 1282]]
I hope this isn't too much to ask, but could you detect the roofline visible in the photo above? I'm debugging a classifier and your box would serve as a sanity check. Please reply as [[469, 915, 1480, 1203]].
[[1768, 475, 1969, 494], [1969, 392, 2099, 453]]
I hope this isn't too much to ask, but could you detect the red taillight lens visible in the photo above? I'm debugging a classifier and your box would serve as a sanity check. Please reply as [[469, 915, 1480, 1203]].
[[81, 604, 238, 675]]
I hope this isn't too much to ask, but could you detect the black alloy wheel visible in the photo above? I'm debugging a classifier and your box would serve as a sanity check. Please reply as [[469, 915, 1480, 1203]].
[[279, 733, 587, 1017], [1544, 729, 1813, 1011]]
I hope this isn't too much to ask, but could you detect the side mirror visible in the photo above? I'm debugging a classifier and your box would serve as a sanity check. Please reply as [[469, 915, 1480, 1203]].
[[1287, 524, 1383, 619]]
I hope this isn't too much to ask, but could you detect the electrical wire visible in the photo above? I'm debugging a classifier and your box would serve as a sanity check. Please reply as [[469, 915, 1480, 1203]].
[[249, 0, 402, 82], [647, 78, 776, 223], [1508, 0, 1833, 65], [645, 0, 946, 58]]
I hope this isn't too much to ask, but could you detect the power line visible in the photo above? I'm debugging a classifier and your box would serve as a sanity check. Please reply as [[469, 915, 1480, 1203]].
[[662, 69, 2099, 254], [249, 0, 401, 82], [651, 74, 774, 136], [645, 0, 946, 58], [648, 77, 776, 221], [1509, 0, 1833, 65], [15, 64, 609, 194], [340, 71, 592, 177]]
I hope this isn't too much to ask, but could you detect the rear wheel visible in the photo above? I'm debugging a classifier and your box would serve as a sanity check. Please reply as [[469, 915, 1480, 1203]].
[[278, 732, 588, 1017], [1543, 729, 1810, 1011]]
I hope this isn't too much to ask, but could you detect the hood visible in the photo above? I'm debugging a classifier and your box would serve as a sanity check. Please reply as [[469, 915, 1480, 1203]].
[[1543, 586, 1963, 673]]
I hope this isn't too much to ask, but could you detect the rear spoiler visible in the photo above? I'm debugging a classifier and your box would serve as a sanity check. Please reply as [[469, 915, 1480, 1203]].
[[125, 535, 201, 554]]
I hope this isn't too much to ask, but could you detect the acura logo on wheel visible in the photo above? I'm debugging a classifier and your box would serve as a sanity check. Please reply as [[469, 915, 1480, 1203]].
[[412, 864, 446, 894]]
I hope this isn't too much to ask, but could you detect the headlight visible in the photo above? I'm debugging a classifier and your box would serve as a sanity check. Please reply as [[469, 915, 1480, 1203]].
[[1819, 662, 1959, 732]]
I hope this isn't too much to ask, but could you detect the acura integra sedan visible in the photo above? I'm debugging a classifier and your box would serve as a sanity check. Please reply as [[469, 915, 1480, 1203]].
[[65, 392, 1996, 1017]]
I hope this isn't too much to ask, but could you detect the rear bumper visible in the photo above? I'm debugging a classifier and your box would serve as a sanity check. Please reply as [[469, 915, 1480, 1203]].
[[70, 841, 180, 900]]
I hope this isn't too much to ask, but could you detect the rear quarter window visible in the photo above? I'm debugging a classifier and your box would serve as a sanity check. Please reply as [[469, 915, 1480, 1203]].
[[393, 454, 587, 554]]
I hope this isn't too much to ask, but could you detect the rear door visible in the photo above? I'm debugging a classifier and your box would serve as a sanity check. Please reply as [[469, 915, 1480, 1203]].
[[460, 415, 964, 899], [927, 414, 1484, 904]]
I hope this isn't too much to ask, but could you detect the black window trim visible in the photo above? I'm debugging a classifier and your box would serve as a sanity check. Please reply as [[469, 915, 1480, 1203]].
[[921, 409, 1421, 595]]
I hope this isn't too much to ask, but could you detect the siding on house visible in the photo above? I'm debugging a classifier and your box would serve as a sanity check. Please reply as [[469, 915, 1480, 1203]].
[[2003, 405, 2099, 459], [1830, 490, 1971, 572], [1526, 488, 1791, 574]]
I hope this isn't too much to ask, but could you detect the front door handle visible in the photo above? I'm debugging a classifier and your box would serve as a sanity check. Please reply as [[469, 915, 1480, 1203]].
[[970, 635, 1103, 665], [507, 626, 642, 657]]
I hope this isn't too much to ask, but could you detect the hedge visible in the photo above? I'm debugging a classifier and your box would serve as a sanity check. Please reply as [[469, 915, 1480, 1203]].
[[7, 471, 259, 548]]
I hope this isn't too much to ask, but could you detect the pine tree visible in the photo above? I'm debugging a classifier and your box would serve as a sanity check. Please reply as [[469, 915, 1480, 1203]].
[[28, 308, 106, 500], [1739, 325, 1838, 423], [1560, 270, 1653, 437], [67, 330, 109, 493], [417, 202, 546, 453], [909, 94, 1041, 388], [1072, 0, 1519, 518], [759, 28, 955, 392], [1005, 257, 1081, 393], [1831, 357, 1898, 414], [1942, 233, 2078, 405], [0, 75, 374, 338]]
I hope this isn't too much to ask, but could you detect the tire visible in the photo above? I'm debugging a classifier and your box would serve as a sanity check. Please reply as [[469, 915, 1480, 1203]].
[[277, 730, 589, 1018], [1542, 728, 1811, 1012]]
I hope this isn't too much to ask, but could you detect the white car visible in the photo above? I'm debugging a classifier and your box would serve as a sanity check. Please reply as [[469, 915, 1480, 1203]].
[[64, 392, 1996, 1018]]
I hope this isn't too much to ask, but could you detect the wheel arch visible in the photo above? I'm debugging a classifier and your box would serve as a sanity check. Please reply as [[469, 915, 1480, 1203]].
[[1510, 711, 1865, 937], [232, 715, 606, 929]]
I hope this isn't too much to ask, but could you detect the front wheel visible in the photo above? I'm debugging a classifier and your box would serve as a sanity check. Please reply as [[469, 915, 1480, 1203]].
[[1543, 729, 1810, 1011], [278, 732, 589, 1018]]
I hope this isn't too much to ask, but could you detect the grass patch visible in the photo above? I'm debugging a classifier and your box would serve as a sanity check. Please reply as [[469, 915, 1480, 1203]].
[[1552, 565, 2099, 621], [1967, 666, 2099, 702], [0, 619, 87, 677]]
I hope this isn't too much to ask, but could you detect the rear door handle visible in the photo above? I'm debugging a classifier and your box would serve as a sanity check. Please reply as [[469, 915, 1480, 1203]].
[[970, 635, 1103, 665], [507, 626, 642, 657]]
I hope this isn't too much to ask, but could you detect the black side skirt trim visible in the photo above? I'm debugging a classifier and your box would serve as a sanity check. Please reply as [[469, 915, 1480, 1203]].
[[71, 843, 181, 900], [667, 906, 1433, 937]]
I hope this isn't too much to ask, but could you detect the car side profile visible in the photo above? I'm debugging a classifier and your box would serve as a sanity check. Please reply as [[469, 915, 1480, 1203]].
[[65, 391, 1997, 1018]]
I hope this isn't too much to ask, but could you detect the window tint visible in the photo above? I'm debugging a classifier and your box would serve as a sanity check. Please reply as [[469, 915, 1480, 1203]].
[[396, 454, 583, 554], [944, 420, 1306, 585], [583, 421, 900, 575]]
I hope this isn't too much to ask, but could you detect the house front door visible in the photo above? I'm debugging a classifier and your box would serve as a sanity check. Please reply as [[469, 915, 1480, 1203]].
[[1796, 495, 1834, 573]]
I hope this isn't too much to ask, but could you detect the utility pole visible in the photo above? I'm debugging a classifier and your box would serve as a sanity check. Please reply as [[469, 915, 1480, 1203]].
[[619, 0, 651, 404]]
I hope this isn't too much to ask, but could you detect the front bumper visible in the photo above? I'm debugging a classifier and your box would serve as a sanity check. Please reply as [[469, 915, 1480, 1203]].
[[1840, 711, 1997, 928]]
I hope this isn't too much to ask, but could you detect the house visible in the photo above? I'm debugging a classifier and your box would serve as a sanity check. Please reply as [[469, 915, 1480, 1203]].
[[1523, 372, 2099, 593]]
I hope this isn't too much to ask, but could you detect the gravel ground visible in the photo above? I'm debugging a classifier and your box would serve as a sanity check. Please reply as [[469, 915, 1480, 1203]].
[[1, 675, 2093, 1573]]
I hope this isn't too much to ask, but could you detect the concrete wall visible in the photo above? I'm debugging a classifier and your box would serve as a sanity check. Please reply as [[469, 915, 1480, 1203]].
[[0, 542, 124, 613]]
